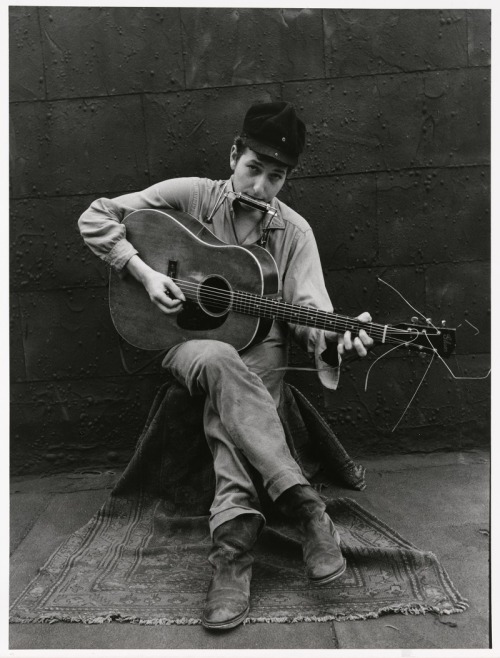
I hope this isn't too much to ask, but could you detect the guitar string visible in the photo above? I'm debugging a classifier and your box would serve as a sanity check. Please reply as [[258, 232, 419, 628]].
[[168, 277, 431, 346], [170, 276, 412, 333], [363, 335, 420, 392], [169, 274, 489, 427], [162, 271, 490, 427], [421, 332, 491, 381], [377, 276, 432, 326], [169, 280, 434, 350], [376, 277, 490, 380], [391, 352, 436, 433], [355, 278, 491, 432], [371, 331, 490, 433], [171, 285, 424, 349]]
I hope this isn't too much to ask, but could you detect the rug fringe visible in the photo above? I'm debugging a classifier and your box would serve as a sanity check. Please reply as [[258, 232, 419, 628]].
[[10, 601, 468, 626], [243, 602, 468, 624], [9, 613, 203, 626]]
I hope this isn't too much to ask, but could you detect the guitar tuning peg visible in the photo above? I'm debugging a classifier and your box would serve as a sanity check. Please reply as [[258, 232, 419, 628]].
[[426, 318, 432, 325], [411, 316, 419, 324], [441, 320, 446, 327]]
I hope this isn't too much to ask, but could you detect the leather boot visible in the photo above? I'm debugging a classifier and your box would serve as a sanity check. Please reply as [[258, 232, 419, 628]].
[[276, 484, 346, 586], [202, 514, 263, 631]]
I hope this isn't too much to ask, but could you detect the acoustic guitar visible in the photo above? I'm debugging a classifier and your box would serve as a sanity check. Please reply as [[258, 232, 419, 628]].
[[109, 209, 456, 358]]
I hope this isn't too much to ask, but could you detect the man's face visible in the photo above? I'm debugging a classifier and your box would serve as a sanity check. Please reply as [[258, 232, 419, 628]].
[[230, 146, 287, 204]]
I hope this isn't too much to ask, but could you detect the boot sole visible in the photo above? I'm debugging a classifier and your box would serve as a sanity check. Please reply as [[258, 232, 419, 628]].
[[202, 605, 250, 631], [309, 558, 347, 587]]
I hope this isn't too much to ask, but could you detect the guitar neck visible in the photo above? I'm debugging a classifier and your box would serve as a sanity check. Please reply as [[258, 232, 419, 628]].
[[175, 278, 444, 351], [110, 209, 454, 356], [226, 289, 394, 345]]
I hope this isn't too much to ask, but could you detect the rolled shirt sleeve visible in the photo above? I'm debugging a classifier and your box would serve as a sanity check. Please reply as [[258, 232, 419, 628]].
[[77, 178, 195, 272]]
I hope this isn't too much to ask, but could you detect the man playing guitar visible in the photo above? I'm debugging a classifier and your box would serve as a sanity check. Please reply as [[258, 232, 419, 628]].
[[78, 101, 373, 631]]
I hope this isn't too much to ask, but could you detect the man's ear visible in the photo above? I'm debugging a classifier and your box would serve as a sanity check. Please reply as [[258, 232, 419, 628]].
[[229, 145, 238, 171]]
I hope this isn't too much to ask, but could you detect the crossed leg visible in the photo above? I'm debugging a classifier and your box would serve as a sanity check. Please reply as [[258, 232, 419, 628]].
[[162, 338, 309, 534]]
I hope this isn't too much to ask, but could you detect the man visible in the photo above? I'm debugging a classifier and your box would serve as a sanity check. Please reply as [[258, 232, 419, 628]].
[[78, 101, 373, 631]]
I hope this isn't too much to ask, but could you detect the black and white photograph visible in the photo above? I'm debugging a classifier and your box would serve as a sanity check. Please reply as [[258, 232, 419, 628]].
[[6, 3, 494, 655]]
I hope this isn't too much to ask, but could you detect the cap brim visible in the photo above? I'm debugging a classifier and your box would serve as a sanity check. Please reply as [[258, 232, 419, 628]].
[[244, 137, 298, 167]]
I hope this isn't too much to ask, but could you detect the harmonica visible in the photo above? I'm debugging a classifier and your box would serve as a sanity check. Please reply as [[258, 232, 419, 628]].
[[232, 193, 277, 216]]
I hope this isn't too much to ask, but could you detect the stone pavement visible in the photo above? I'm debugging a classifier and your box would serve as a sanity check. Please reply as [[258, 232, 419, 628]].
[[9, 450, 491, 652]]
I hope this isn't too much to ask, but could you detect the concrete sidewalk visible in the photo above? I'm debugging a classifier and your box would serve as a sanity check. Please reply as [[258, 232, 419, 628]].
[[10, 450, 490, 651]]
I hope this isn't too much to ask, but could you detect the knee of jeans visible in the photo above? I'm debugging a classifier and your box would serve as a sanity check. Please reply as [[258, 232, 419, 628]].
[[197, 340, 240, 372]]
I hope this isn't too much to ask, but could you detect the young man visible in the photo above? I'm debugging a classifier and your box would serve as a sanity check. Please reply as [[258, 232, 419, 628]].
[[78, 101, 373, 631]]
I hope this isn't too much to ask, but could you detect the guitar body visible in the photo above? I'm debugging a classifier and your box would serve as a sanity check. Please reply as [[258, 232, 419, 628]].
[[109, 209, 280, 351]]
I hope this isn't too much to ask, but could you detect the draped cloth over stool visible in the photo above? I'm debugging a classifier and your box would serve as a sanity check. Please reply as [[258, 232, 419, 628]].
[[10, 382, 468, 625], [112, 381, 367, 509]]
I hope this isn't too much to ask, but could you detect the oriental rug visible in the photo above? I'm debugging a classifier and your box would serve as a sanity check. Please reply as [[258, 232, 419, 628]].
[[10, 381, 468, 624], [10, 495, 468, 625]]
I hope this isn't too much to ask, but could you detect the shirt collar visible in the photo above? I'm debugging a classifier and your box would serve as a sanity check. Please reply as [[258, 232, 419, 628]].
[[227, 177, 285, 230]]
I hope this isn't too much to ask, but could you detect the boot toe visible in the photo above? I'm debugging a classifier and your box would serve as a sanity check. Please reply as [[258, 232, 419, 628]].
[[202, 598, 250, 630], [307, 556, 346, 585]]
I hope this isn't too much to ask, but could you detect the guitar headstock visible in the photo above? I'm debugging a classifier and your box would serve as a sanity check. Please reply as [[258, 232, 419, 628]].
[[391, 321, 456, 358]]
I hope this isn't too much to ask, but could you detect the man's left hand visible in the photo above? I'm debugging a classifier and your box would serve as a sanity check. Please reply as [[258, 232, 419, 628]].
[[325, 311, 374, 359]]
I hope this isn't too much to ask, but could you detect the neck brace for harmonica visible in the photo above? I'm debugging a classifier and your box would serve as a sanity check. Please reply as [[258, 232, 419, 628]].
[[204, 188, 277, 248], [204, 186, 277, 224]]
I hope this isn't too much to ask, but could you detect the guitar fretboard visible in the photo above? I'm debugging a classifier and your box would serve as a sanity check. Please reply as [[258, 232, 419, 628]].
[[177, 279, 411, 345]]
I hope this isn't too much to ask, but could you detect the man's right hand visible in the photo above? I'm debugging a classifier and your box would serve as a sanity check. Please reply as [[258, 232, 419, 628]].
[[125, 255, 185, 315]]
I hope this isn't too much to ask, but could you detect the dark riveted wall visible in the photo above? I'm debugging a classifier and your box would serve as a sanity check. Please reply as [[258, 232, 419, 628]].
[[10, 8, 490, 474]]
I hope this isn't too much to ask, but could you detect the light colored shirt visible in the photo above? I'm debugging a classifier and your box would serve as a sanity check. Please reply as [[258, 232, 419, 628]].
[[78, 176, 340, 388]]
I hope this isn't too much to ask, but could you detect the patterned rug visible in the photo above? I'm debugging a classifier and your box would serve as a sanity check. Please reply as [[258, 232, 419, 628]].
[[10, 494, 468, 625], [10, 383, 468, 624]]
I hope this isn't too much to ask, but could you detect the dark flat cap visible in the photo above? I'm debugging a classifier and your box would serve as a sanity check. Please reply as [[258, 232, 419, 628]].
[[241, 101, 306, 167]]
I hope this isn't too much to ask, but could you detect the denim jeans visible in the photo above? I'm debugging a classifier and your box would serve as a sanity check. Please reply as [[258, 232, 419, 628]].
[[162, 338, 309, 534]]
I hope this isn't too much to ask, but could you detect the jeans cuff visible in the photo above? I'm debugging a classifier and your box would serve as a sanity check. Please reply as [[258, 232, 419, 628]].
[[209, 507, 266, 538], [266, 469, 309, 501]]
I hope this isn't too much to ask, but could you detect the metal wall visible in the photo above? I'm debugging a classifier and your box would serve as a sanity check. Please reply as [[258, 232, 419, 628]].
[[10, 8, 490, 473]]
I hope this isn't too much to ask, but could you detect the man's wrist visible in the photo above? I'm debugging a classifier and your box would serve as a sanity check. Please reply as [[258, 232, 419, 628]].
[[125, 255, 153, 285]]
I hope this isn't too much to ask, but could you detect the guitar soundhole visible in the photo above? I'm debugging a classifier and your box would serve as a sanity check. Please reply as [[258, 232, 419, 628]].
[[198, 275, 232, 317]]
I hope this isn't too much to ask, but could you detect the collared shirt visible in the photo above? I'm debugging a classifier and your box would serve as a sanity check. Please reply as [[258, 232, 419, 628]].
[[78, 176, 340, 388]]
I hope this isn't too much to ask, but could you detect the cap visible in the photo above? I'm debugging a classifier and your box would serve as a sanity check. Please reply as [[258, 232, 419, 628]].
[[241, 101, 306, 167]]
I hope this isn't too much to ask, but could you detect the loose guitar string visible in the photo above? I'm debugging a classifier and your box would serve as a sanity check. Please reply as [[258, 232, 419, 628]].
[[377, 276, 491, 381], [377, 276, 430, 325], [422, 332, 491, 381], [361, 332, 430, 432], [168, 276, 453, 432], [464, 318, 480, 335], [391, 352, 436, 432], [388, 332, 490, 433], [362, 279, 490, 431], [163, 274, 490, 429], [170, 275, 492, 377], [363, 334, 420, 392]]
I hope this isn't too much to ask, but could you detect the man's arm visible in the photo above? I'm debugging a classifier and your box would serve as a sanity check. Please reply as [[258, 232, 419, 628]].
[[282, 227, 373, 386], [78, 178, 195, 272], [78, 178, 196, 312]]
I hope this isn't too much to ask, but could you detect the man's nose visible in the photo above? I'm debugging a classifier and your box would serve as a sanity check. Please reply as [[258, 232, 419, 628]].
[[252, 175, 267, 199]]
